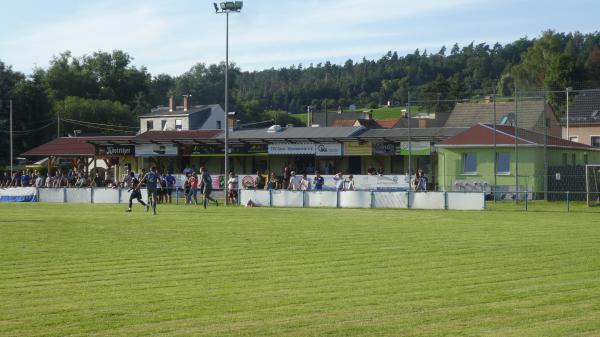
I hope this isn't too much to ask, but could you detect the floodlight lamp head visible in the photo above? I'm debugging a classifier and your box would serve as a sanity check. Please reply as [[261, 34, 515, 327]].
[[213, 2, 219, 12], [220, 2, 227, 10], [234, 1, 243, 10]]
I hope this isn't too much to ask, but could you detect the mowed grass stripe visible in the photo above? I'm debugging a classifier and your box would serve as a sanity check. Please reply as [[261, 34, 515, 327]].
[[1, 203, 600, 337]]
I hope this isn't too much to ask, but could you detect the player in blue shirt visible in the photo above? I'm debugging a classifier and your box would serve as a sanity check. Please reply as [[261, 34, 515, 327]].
[[313, 170, 324, 190], [165, 171, 176, 204]]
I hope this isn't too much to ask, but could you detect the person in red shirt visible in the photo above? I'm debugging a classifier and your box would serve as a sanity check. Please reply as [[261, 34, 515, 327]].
[[188, 172, 199, 206]]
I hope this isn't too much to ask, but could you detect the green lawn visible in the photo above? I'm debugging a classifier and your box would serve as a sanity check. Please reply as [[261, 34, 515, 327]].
[[1, 203, 600, 336], [289, 106, 425, 125]]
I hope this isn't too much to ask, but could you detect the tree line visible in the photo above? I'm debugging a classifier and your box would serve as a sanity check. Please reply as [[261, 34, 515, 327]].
[[1, 30, 600, 166]]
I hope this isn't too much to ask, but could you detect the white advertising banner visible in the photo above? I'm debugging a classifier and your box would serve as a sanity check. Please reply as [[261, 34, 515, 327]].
[[239, 189, 271, 207], [304, 191, 338, 207], [446, 192, 485, 210], [38, 188, 66, 203], [271, 190, 304, 207], [66, 188, 92, 203], [409, 192, 445, 209], [339, 191, 372, 208], [0, 187, 38, 202], [135, 144, 178, 157], [92, 188, 121, 203], [372, 191, 409, 208], [315, 143, 342, 157], [268, 143, 315, 155]]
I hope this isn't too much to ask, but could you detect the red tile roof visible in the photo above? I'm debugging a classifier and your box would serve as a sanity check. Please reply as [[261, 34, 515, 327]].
[[332, 120, 357, 127], [21, 136, 135, 157], [376, 118, 402, 128], [438, 124, 595, 149]]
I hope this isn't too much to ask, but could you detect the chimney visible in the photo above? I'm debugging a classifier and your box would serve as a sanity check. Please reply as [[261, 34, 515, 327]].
[[183, 95, 190, 112], [228, 116, 237, 130], [366, 112, 373, 120], [418, 119, 428, 128], [169, 96, 175, 112]]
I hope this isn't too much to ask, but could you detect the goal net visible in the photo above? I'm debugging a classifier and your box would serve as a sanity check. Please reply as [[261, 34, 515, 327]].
[[586, 165, 600, 207]]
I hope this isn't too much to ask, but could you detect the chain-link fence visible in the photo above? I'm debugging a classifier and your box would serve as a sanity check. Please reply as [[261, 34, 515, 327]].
[[402, 86, 600, 211]]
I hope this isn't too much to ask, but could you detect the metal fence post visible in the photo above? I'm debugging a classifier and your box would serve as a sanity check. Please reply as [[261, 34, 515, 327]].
[[524, 191, 528, 211], [302, 190, 306, 208], [566, 191, 570, 212], [444, 191, 448, 210]]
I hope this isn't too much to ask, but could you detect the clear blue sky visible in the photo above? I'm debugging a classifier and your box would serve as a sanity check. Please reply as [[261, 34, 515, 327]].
[[0, 0, 598, 76]]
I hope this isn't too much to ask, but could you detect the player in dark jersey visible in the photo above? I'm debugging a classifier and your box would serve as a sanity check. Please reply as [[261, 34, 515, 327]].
[[199, 167, 218, 208], [125, 172, 147, 212], [140, 166, 159, 215]]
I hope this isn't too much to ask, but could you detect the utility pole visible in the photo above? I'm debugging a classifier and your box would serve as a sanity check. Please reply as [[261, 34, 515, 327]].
[[566, 87, 572, 140], [492, 87, 497, 202], [407, 91, 412, 178], [9, 100, 13, 176], [57, 111, 60, 138]]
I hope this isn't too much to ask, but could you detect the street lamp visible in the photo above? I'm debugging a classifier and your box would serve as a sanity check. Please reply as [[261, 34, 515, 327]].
[[214, 1, 243, 206]]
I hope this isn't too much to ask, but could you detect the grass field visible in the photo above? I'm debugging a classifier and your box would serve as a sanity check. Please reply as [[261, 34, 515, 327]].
[[289, 106, 429, 125], [1, 203, 600, 336]]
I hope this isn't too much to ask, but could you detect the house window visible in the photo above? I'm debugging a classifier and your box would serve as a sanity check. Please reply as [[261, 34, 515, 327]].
[[161, 120, 167, 130], [562, 153, 568, 166], [496, 152, 510, 174], [175, 119, 182, 130], [217, 120, 222, 129], [462, 152, 477, 175], [591, 136, 600, 148], [569, 136, 579, 143], [572, 153, 577, 166], [146, 120, 154, 130]]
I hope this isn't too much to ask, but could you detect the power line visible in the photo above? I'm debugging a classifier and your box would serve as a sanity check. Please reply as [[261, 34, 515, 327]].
[[0, 121, 56, 136], [61, 118, 139, 130], [61, 119, 136, 134]]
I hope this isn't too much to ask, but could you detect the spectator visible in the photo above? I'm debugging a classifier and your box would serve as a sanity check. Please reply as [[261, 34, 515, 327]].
[[282, 165, 291, 189], [34, 173, 44, 187], [45, 173, 54, 188], [415, 169, 427, 192], [334, 172, 345, 191], [288, 171, 302, 190], [122, 169, 133, 189], [267, 172, 280, 190], [228, 172, 238, 205], [345, 175, 356, 191], [75, 173, 87, 187], [20, 171, 30, 187], [255, 170, 266, 190], [0, 172, 6, 187], [90, 171, 105, 188], [313, 171, 324, 191], [299, 173, 312, 191]]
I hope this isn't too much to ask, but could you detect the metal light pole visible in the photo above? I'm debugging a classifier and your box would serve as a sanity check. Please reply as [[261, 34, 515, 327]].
[[214, 1, 243, 206], [9, 100, 13, 176], [566, 87, 572, 140]]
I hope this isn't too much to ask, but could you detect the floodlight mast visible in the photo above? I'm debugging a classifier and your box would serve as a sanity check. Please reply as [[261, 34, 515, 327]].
[[213, 1, 242, 206]]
